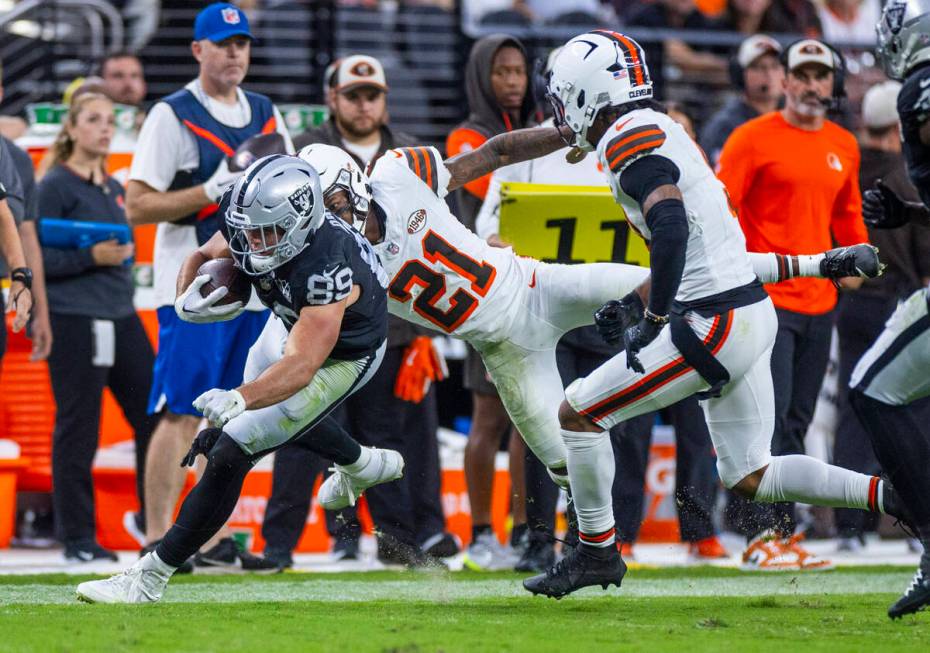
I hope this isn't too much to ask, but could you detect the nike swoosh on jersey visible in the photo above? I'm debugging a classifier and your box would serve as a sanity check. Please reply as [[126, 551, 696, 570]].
[[615, 117, 635, 132], [529, 269, 537, 288]]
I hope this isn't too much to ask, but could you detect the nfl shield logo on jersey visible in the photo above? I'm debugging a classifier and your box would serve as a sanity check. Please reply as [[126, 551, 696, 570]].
[[288, 183, 315, 217], [222, 7, 241, 24]]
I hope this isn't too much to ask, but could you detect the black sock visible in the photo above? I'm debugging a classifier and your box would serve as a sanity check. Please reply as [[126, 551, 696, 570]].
[[289, 415, 362, 466], [510, 523, 529, 547], [850, 389, 930, 537], [471, 524, 492, 542], [156, 434, 253, 567]]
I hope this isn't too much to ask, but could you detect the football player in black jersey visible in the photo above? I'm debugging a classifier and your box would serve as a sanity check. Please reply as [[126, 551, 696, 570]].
[[77, 156, 403, 604], [845, 0, 930, 619]]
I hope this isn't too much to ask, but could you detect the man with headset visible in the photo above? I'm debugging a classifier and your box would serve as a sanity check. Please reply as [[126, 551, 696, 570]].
[[700, 35, 784, 167], [717, 39, 869, 571]]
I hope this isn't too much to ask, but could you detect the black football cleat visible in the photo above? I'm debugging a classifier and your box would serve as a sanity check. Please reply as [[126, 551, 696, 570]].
[[889, 561, 930, 619], [523, 544, 627, 599], [820, 244, 884, 282]]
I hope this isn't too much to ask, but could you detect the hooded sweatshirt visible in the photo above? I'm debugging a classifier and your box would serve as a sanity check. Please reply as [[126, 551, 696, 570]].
[[446, 34, 539, 231]]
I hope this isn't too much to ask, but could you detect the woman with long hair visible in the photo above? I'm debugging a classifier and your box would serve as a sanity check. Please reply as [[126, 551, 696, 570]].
[[39, 93, 158, 562]]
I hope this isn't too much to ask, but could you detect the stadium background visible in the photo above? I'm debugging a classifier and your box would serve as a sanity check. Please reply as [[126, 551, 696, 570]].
[[0, 0, 895, 552]]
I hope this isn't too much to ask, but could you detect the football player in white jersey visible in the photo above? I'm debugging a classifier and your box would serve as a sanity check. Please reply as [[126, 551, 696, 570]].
[[517, 29, 911, 598], [296, 125, 882, 537]]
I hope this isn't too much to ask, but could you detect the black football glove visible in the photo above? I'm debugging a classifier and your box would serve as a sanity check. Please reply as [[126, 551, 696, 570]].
[[623, 316, 665, 374], [594, 292, 645, 347], [180, 427, 223, 467], [863, 180, 910, 230]]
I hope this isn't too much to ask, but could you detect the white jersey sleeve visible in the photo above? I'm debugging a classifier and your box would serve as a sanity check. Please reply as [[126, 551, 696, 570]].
[[379, 146, 452, 199], [596, 108, 756, 301]]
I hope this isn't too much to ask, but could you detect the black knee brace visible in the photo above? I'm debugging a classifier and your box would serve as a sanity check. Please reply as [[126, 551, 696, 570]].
[[156, 432, 254, 567]]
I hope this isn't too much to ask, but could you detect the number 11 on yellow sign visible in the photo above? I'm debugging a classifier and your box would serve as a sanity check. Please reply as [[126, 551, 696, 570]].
[[498, 182, 650, 268]]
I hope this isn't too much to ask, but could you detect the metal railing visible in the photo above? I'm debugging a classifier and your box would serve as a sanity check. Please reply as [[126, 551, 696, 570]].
[[0, 0, 124, 115]]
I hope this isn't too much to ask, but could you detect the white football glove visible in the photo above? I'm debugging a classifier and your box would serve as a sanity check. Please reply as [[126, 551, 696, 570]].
[[175, 274, 244, 323], [202, 158, 243, 203], [193, 388, 246, 426]]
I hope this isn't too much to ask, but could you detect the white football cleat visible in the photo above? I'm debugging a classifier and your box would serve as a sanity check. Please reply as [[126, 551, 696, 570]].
[[317, 448, 404, 510], [76, 553, 174, 604]]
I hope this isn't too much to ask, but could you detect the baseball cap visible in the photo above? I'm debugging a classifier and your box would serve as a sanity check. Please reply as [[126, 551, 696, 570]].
[[785, 39, 835, 71], [862, 81, 902, 129], [332, 55, 388, 93], [737, 35, 782, 68], [194, 3, 254, 43]]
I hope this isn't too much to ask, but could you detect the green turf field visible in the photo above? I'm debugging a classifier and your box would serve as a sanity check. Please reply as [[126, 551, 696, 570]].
[[1, 566, 928, 652]]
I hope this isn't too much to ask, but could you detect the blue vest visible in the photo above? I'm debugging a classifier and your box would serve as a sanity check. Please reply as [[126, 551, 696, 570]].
[[163, 88, 275, 244]]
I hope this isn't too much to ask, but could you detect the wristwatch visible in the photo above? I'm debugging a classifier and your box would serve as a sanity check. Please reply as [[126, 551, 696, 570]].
[[11, 267, 33, 289]]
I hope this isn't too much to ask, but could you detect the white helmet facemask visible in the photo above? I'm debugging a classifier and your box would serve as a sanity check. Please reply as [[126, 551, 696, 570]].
[[297, 143, 372, 232]]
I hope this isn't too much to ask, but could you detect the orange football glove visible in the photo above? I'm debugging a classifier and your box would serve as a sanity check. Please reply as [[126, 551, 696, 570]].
[[394, 336, 448, 403]]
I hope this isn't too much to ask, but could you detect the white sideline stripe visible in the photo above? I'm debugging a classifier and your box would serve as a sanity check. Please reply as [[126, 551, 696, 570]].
[[1, 573, 912, 605]]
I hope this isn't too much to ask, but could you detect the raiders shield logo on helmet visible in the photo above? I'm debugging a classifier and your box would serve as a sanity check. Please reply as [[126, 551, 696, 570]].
[[885, 0, 906, 33], [288, 183, 315, 217]]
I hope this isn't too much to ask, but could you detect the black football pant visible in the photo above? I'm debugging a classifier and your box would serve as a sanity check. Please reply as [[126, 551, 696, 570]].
[[832, 293, 896, 537], [47, 312, 158, 545], [523, 337, 718, 544], [261, 345, 446, 556]]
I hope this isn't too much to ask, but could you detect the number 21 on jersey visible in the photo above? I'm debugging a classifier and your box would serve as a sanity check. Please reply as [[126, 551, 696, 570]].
[[388, 230, 497, 333]]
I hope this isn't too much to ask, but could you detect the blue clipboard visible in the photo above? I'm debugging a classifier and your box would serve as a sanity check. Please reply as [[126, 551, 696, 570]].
[[39, 217, 133, 266]]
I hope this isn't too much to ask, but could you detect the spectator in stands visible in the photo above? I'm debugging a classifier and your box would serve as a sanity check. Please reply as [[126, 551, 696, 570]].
[[666, 100, 697, 138], [265, 54, 455, 569], [717, 39, 867, 570], [816, 0, 881, 46], [713, 0, 821, 34], [98, 51, 148, 133], [510, 0, 612, 24], [126, 2, 291, 570], [99, 51, 147, 108], [627, 0, 728, 98], [833, 81, 930, 550], [447, 34, 539, 570], [38, 93, 157, 563], [700, 35, 783, 166]]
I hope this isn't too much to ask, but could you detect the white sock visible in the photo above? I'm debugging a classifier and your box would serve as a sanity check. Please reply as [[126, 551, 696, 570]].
[[561, 428, 615, 547], [341, 446, 373, 476], [749, 253, 824, 283], [148, 551, 178, 575], [755, 455, 877, 510]]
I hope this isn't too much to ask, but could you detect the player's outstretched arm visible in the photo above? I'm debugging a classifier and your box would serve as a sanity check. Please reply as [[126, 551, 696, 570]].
[[445, 125, 572, 191], [748, 245, 883, 284]]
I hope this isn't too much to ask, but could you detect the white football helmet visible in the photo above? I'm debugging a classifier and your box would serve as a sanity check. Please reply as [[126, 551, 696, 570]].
[[226, 155, 325, 275], [876, 0, 930, 81], [546, 30, 653, 152], [297, 143, 372, 232]]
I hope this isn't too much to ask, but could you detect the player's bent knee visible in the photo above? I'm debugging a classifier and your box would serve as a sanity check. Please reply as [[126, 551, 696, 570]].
[[558, 400, 599, 433], [731, 466, 767, 499], [206, 432, 253, 473]]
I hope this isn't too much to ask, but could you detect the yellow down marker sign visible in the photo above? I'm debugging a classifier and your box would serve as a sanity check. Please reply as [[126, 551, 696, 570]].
[[497, 182, 650, 268]]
